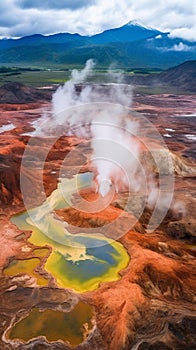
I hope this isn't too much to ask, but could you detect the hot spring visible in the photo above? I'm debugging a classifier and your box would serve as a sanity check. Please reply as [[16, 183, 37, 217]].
[[10, 173, 130, 293], [6, 302, 94, 346]]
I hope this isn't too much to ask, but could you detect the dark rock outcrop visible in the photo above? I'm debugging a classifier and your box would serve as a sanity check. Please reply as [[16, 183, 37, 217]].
[[0, 82, 51, 104], [0, 154, 21, 204]]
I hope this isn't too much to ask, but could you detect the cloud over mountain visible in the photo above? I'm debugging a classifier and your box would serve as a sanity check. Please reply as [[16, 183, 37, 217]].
[[0, 0, 195, 41]]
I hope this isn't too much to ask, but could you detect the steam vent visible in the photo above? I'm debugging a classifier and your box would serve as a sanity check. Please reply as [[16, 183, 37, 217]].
[[0, 64, 196, 350]]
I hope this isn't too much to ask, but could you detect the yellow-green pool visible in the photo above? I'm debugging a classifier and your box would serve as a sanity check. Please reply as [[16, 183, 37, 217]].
[[4, 257, 48, 286], [10, 173, 130, 292], [8, 302, 93, 346]]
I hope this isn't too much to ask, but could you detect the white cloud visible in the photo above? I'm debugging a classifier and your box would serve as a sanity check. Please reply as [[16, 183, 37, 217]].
[[155, 35, 163, 39], [158, 41, 194, 53], [172, 42, 192, 51], [0, 0, 195, 41], [169, 27, 196, 42]]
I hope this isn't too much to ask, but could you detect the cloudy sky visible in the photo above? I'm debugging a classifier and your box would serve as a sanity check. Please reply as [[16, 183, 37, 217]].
[[0, 0, 195, 41]]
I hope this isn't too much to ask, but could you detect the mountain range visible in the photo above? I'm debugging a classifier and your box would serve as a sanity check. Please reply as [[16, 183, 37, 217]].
[[0, 21, 195, 69]]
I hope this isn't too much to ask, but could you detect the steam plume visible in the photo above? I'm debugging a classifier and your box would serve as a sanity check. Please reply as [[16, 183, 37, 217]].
[[32, 60, 140, 196], [30, 60, 174, 219]]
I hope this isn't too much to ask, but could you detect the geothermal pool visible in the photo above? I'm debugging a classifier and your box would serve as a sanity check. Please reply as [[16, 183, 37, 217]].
[[7, 302, 93, 346], [9, 173, 129, 293], [4, 256, 49, 286]]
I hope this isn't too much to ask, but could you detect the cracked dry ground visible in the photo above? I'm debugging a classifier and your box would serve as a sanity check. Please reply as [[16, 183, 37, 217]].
[[0, 93, 196, 350]]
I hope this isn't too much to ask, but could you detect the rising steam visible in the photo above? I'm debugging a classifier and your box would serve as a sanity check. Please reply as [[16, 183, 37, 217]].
[[31, 59, 142, 197], [28, 59, 175, 224]]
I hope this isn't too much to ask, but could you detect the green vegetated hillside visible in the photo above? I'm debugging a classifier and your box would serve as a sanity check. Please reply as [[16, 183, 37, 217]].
[[0, 21, 195, 69]]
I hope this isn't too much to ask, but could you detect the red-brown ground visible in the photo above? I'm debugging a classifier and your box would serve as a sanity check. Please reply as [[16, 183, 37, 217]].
[[0, 93, 195, 350]]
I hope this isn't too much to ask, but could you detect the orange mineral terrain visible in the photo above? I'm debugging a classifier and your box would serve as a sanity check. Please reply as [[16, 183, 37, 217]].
[[0, 81, 195, 350]]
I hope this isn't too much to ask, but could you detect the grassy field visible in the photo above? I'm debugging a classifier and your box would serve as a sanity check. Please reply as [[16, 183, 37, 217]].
[[0, 67, 71, 86], [0, 65, 163, 87]]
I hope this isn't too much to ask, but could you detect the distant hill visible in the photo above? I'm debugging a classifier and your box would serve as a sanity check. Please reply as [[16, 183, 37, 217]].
[[0, 21, 195, 69], [127, 60, 196, 92], [157, 60, 196, 91]]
